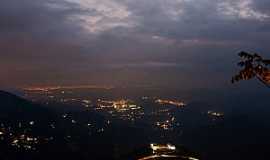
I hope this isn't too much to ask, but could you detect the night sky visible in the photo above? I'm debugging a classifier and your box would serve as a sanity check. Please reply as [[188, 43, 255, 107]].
[[1, 0, 270, 89]]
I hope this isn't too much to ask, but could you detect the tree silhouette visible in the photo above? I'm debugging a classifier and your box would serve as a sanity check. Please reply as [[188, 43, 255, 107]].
[[232, 51, 270, 88]]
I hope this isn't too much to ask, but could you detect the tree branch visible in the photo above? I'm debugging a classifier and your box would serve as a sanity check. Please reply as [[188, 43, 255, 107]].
[[255, 74, 270, 88]]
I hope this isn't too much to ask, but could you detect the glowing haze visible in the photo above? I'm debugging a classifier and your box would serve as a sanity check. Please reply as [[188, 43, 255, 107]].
[[0, 0, 270, 89]]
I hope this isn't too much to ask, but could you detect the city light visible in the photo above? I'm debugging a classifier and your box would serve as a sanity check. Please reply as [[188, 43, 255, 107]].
[[150, 143, 176, 153], [155, 99, 186, 107], [207, 111, 224, 117]]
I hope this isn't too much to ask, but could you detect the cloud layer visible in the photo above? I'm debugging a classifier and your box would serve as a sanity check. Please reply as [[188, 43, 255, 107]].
[[1, 0, 270, 89]]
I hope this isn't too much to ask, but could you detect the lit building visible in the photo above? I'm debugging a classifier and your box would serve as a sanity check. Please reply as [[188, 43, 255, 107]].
[[150, 143, 176, 154]]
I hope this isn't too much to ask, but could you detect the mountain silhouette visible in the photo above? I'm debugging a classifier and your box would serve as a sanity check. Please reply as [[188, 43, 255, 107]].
[[0, 90, 56, 122]]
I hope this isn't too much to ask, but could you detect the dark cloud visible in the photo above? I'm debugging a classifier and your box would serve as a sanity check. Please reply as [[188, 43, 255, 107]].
[[0, 0, 270, 89]]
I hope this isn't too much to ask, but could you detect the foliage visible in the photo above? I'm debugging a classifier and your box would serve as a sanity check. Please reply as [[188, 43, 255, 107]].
[[232, 51, 270, 87]]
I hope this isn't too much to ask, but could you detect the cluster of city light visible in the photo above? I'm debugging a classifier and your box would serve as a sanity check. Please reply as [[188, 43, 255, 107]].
[[207, 111, 224, 117], [23, 89, 223, 137], [155, 99, 186, 107], [152, 108, 180, 131], [23, 85, 114, 92], [81, 99, 92, 108], [0, 113, 109, 153], [96, 99, 144, 121], [23, 89, 192, 136], [112, 100, 141, 111], [156, 120, 172, 130], [24, 89, 145, 122], [150, 143, 176, 153], [11, 134, 39, 150], [0, 122, 46, 151], [23, 90, 188, 128], [61, 113, 108, 134]]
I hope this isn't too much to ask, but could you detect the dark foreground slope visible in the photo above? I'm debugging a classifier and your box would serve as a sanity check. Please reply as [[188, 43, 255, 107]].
[[182, 114, 270, 160], [0, 90, 55, 121]]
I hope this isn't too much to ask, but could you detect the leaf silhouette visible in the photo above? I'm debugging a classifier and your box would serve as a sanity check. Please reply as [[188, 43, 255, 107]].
[[232, 51, 270, 88]]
